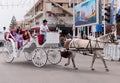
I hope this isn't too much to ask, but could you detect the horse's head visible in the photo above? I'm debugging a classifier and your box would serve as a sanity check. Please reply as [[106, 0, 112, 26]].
[[109, 33, 116, 43], [97, 33, 115, 43], [63, 39, 72, 49], [60, 34, 72, 47]]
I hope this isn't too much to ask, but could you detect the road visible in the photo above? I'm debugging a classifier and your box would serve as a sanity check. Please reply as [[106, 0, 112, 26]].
[[0, 48, 120, 83]]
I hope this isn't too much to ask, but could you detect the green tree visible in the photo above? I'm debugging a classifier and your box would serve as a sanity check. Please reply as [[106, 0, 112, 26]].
[[9, 16, 17, 29]]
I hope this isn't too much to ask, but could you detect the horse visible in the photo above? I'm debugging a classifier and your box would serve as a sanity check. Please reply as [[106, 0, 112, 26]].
[[63, 33, 115, 71]]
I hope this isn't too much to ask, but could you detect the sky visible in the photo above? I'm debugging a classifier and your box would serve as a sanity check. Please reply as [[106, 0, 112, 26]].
[[0, 0, 38, 30]]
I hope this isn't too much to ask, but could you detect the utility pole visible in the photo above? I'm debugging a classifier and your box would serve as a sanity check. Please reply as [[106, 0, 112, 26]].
[[104, 0, 106, 35], [43, 0, 46, 20], [73, 0, 75, 38], [34, 0, 36, 26]]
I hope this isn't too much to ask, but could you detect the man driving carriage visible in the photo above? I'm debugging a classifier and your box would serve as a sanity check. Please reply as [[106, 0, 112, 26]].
[[40, 19, 49, 42]]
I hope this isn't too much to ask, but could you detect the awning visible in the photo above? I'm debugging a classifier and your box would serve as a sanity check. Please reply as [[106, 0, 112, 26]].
[[31, 27, 40, 31], [48, 24, 56, 27], [59, 27, 72, 30]]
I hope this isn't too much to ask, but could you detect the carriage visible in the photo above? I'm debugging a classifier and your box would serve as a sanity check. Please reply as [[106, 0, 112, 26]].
[[0, 27, 116, 71], [1, 28, 62, 67]]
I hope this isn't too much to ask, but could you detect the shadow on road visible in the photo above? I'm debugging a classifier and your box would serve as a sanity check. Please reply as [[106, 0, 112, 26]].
[[1, 61, 110, 75]]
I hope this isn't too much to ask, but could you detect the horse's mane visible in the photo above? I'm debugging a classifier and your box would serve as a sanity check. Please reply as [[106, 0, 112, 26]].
[[64, 39, 72, 49], [97, 34, 110, 43]]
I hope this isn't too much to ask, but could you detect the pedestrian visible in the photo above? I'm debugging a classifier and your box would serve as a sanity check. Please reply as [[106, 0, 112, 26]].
[[40, 19, 49, 41], [3, 27, 11, 39], [3, 27, 7, 33], [1, 27, 14, 46]]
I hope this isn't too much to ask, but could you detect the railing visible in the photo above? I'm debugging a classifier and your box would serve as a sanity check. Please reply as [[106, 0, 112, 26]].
[[104, 43, 120, 61]]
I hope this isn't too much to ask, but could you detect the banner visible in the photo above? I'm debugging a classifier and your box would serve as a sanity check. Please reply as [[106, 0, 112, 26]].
[[117, 0, 120, 13], [74, 0, 99, 27]]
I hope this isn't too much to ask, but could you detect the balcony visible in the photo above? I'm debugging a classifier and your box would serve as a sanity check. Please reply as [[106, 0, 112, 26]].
[[51, 7, 63, 14], [35, 11, 43, 18], [24, 16, 32, 21], [58, 17, 73, 24], [30, 11, 43, 20], [49, 0, 68, 3]]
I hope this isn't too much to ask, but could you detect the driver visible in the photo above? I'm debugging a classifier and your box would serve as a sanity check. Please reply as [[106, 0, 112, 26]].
[[40, 19, 49, 41]]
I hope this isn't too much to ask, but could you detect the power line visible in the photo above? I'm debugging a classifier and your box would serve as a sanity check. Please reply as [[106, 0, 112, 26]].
[[0, 0, 38, 8]]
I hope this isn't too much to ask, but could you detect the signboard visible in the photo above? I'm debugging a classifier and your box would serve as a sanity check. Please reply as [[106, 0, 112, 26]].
[[74, 0, 99, 27], [117, 0, 120, 13]]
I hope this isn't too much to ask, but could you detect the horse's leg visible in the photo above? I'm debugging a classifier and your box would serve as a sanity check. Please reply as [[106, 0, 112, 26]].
[[65, 57, 70, 66], [71, 57, 78, 70], [90, 52, 97, 71], [98, 54, 109, 72]]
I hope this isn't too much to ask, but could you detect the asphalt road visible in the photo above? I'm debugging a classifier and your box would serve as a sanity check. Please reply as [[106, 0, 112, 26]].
[[0, 48, 120, 83]]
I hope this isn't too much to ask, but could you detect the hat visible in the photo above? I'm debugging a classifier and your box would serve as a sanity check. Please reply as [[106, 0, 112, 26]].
[[43, 19, 48, 23]]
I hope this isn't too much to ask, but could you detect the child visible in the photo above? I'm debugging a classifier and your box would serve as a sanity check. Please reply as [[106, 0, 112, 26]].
[[15, 29, 23, 49]]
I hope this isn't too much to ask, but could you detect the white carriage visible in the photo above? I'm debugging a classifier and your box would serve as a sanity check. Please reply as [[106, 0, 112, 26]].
[[1, 30, 62, 67]]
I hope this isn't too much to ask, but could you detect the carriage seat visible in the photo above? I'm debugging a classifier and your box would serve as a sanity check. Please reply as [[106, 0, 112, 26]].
[[37, 34, 44, 45], [22, 30, 30, 42]]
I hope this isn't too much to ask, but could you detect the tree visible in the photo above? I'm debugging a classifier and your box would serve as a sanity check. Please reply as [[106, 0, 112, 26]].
[[9, 16, 17, 29]]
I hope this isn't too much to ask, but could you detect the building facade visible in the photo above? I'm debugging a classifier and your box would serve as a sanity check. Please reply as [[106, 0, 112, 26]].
[[24, 0, 78, 35], [74, 0, 119, 38], [24, 0, 119, 37]]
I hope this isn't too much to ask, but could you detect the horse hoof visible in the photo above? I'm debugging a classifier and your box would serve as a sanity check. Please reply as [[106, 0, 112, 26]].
[[74, 67, 78, 70], [64, 64, 68, 66], [106, 69, 109, 72], [83, 53, 87, 55], [111, 59, 114, 61], [91, 68, 95, 71]]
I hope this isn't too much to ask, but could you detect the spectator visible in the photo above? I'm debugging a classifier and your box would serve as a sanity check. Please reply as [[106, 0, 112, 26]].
[[3, 27, 7, 33], [3, 27, 11, 39]]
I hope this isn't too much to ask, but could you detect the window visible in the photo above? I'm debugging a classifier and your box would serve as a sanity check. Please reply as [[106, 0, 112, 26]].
[[56, 13, 65, 17], [52, 3, 56, 7], [58, 3, 63, 6], [68, 3, 73, 8]]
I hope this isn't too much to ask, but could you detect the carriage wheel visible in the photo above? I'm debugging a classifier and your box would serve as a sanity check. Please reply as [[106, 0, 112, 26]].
[[4, 40, 14, 62], [24, 52, 32, 61], [47, 48, 62, 65], [32, 48, 47, 67]]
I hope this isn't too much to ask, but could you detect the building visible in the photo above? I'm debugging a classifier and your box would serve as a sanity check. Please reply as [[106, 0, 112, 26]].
[[16, 21, 26, 29], [24, 0, 119, 37], [73, 0, 119, 38], [24, 0, 79, 35]]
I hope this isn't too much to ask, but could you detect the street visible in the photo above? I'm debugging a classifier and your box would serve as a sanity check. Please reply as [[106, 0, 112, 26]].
[[0, 0, 120, 83], [0, 48, 120, 83]]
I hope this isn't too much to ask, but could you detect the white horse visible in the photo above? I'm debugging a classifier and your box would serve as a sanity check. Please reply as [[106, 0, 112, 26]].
[[63, 33, 115, 71]]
